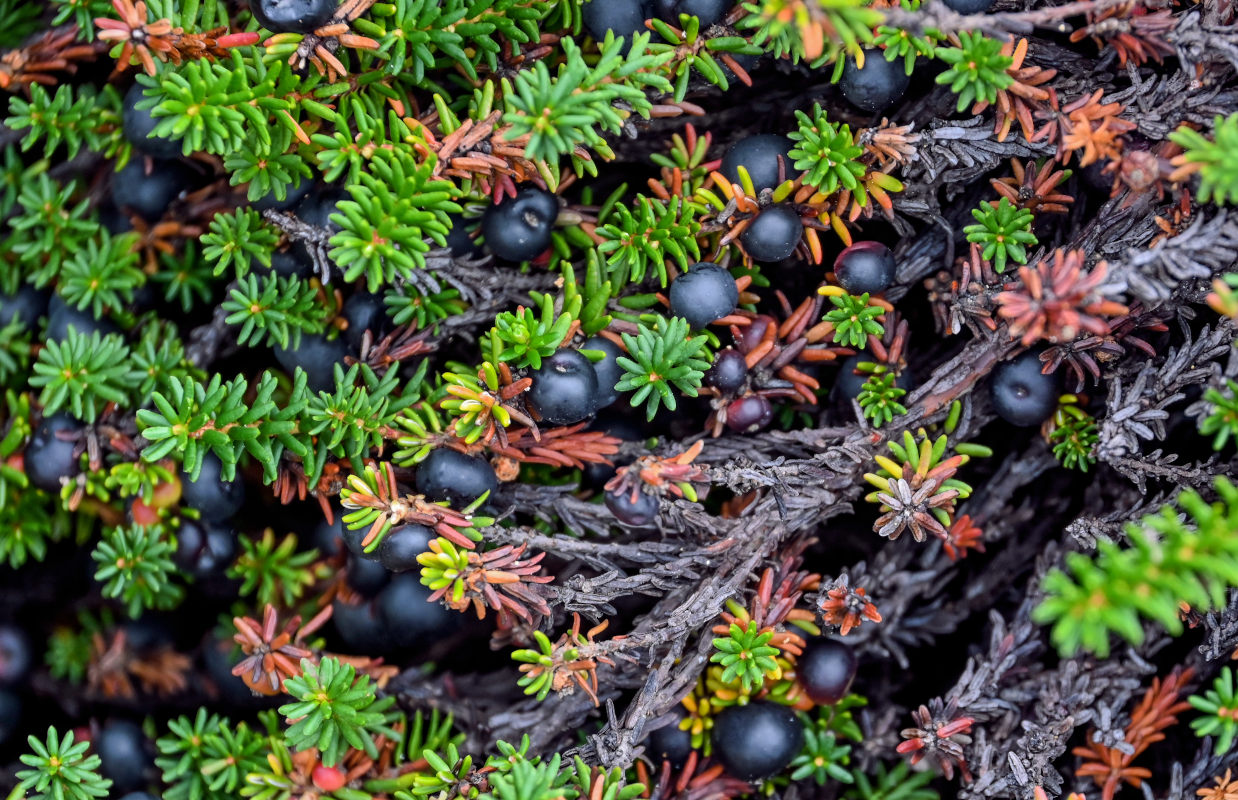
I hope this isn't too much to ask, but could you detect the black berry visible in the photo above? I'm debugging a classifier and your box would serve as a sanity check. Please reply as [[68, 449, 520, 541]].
[[331, 598, 388, 653], [654, 0, 729, 26], [377, 573, 459, 647], [706, 349, 749, 395], [446, 213, 484, 258], [121, 83, 182, 158], [582, 0, 648, 40], [347, 553, 392, 598], [582, 335, 625, 409], [179, 453, 245, 523], [248, 0, 337, 33], [835, 240, 897, 295], [582, 415, 643, 489], [274, 333, 350, 392], [526, 349, 601, 426], [45, 294, 119, 341], [95, 719, 152, 794], [991, 349, 1059, 426], [726, 394, 773, 433], [711, 701, 803, 781], [254, 174, 313, 212], [120, 794, 161, 800], [480, 187, 559, 262], [795, 639, 857, 705], [0, 690, 19, 746], [604, 487, 660, 527], [740, 204, 802, 262], [265, 248, 315, 279], [415, 448, 499, 507], [840, 48, 910, 113], [378, 523, 434, 573], [668, 262, 739, 330], [111, 158, 195, 221], [0, 284, 49, 331], [294, 186, 349, 233], [720, 134, 796, 193], [173, 519, 237, 579], [832, 353, 913, 403], [312, 509, 347, 558], [25, 414, 80, 493], [645, 717, 693, 768], [342, 291, 391, 350], [0, 626, 31, 686], [942, 0, 995, 11]]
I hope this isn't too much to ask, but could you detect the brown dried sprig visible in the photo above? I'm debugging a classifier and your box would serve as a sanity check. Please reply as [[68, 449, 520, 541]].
[[516, 614, 614, 706], [231, 604, 332, 696], [972, 38, 1055, 143], [1199, 769, 1238, 800], [898, 698, 975, 781], [996, 250, 1129, 346], [87, 628, 191, 699], [422, 539, 554, 624], [714, 543, 821, 655], [990, 159, 1074, 215], [94, 0, 259, 76], [604, 440, 709, 505], [817, 574, 882, 636], [341, 461, 486, 550], [0, 28, 102, 92], [942, 513, 985, 561], [489, 423, 621, 470], [1069, 1, 1175, 67], [1039, 300, 1169, 390], [857, 118, 920, 169]]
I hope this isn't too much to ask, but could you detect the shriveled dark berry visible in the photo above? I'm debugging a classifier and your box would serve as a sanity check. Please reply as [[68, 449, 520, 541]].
[[111, 157, 196, 222], [526, 349, 601, 426], [942, 0, 995, 12], [669, 262, 738, 329], [274, 333, 350, 392], [249, 0, 337, 33], [795, 638, 857, 705], [378, 524, 434, 573], [0, 626, 32, 686], [377, 574, 459, 647], [173, 519, 237, 579], [991, 349, 1059, 426], [720, 134, 796, 193], [740, 204, 803, 262], [706, 348, 749, 395], [342, 291, 391, 350], [95, 719, 152, 794], [347, 553, 392, 598], [582, 335, 625, 409], [480, 187, 559, 262], [582, 0, 648, 40], [835, 241, 897, 295], [645, 717, 693, 768], [726, 394, 773, 433], [25, 414, 80, 493], [0, 690, 20, 745], [711, 701, 803, 781], [122, 83, 182, 158], [0, 284, 49, 331], [840, 48, 910, 113], [179, 453, 245, 523], [604, 487, 660, 527], [45, 294, 119, 341], [416, 448, 499, 507]]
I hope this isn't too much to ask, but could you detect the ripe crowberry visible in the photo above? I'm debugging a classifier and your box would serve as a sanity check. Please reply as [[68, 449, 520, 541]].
[[669, 262, 738, 329], [274, 333, 350, 392], [121, 83, 182, 159], [415, 448, 499, 507], [179, 454, 245, 523], [726, 394, 773, 433], [265, 248, 315, 279], [706, 348, 749, 395], [991, 349, 1059, 426], [481, 187, 559, 262], [582, 335, 625, 409], [331, 598, 388, 653], [0, 626, 31, 686], [25, 414, 80, 493], [0, 284, 48, 331], [377, 574, 460, 647], [840, 48, 910, 113], [446, 213, 484, 258], [720, 134, 796, 193], [835, 241, 897, 295], [604, 487, 660, 527], [111, 158, 196, 221], [173, 519, 237, 579], [248, 0, 337, 34], [942, 0, 995, 11], [711, 701, 804, 781], [795, 639, 857, 705], [347, 553, 392, 598], [526, 349, 601, 426], [45, 295, 119, 341], [342, 291, 391, 349], [582, 0, 648, 40], [740, 204, 803, 262], [378, 524, 434, 573], [653, 0, 729, 26], [832, 353, 913, 404], [294, 186, 348, 234], [94, 719, 152, 794], [645, 717, 693, 767], [254, 174, 313, 212]]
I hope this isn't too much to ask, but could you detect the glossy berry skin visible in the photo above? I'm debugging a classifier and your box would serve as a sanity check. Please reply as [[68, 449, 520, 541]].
[[582, 0, 647, 40], [526, 349, 601, 426], [726, 394, 774, 433], [415, 448, 499, 507], [835, 241, 897, 295], [25, 414, 80, 493], [669, 262, 739, 330], [582, 335, 624, 409], [179, 454, 245, 522], [274, 333, 350, 392], [249, 0, 337, 33], [481, 187, 558, 262], [0, 626, 31, 686], [711, 701, 804, 781], [0, 690, 19, 745], [0, 284, 49, 330], [654, 0, 729, 26], [95, 719, 152, 794], [991, 349, 1059, 426], [706, 349, 749, 395], [173, 520, 237, 579], [331, 598, 388, 653], [45, 295, 119, 341], [645, 718, 694, 768], [741, 205, 802, 262], [446, 213, 484, 258], [942, 0, 995, 11], [604, 487, 660, 527], [342, 292, 391, 349], [377, 574, 459, 648], [111, 158, 195, 221], [378, 524, 434, 573], [720, 134, 796, 193], [122, 84, 182, 158], [795, 639, 858, 705], [347, 554, 392, 598], [840, 49, 910, 113]]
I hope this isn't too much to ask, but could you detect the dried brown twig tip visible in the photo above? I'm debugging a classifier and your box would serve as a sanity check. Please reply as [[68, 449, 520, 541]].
[[88, 628, 191, 698], [941, 513, 984, 561], [1069, 1, 1175, 67], [489, 423, 621, 470], [995, 249, 1128, 347], [95, 0, 259, 76], [991, 158, 1074, 215], [272, 0, 379, 81], [605, 440, 709, 504], [974, 38, 1055, 142], [231, 604, 332, 696], [818, 575, 882, 636], [0, 28, 102, 92], [897, 699, 975, 781], [423, 540, 554, 624], [857, 119, 920, 168]]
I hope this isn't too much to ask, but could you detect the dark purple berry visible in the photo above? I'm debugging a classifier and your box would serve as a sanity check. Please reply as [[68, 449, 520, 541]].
[[706, 349, 749, 395], [840, 48, 910, 113], [180, 453, 245, 523], [173, 519, 237, 579], [331, 598, 388, 653], [415, 448, 499, 507], [669, 262, 739, 329], [481, 187, 558, 262], [347, 553, 391, 598], [835, 241, 897, 295], [942, 0, 995, 12], [377, 574, 459, 647], [95, 719, 152, 794], [122, 83, 182, 158], [342, 292, 391, 350], [254, 174, 313, 212], [655, 0, 729, 26], [720, 134, 796, 193], [526, 349, 601, 426], [711, 701, 803, 781], [274, 333, 350, 392], [25, 414, 80, 493], [725, 394, 773, 433], [740, 204, 802, 262], [604, 487, 660, 527], [120, 794, 161, 800], [312, 508, 347, 558], [378, 524, 434, 573], [294, 186, 348, 234], [832, 353, 913, 404], [265, 248, 314, 278], [45, 294, 118, 341], [795, 638, 857, 705], [111, 158, 195, 222], [582, 335, 625, 409], [582, 0, 648, 40], [0, 284, 48, 331], [0, 626, 31, 686], [645, 717, 693, 768], [446, 213, 484, 258], [248, 0, 337, 33], [991, 349, 1059, 426]]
